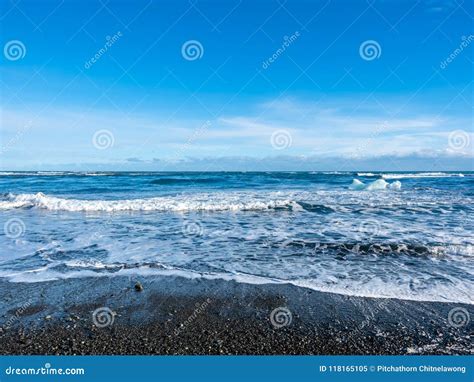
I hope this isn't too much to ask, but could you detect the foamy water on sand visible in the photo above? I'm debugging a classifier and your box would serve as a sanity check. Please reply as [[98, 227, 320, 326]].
[[0, 171, 472, 304]]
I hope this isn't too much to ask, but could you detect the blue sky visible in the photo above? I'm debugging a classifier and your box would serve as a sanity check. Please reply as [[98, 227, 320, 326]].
[[1, 0, 473, 171]]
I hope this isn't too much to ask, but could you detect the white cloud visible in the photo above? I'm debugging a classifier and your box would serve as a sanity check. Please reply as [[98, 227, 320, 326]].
[[1, 96, 472, 170]]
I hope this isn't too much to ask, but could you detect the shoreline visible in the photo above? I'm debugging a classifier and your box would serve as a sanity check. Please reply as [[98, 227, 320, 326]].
[[0, 275, 472, 355]]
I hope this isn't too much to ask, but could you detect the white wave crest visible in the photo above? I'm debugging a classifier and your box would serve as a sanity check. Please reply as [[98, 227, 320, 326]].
[[382, 172, 464, 179], [356, 172, 377, 176], [0, 192, 297, 212], [357, 172, 464, 179], [349, 178, 401, 191]]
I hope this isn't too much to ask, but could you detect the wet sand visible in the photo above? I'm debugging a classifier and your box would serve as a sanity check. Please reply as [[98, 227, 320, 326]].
[[0, 275, 472, 355]]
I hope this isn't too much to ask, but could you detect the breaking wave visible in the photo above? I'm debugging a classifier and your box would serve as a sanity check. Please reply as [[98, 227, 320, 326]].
[[357, 172, 465, 179], [0, 192, 305, 212]]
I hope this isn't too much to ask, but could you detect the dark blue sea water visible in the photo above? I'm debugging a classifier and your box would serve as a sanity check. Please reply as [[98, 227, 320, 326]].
[[0, 171, 472, 303]]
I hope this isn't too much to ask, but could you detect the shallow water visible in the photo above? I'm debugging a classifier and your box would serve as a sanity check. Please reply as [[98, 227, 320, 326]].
[[0, 171, 472, 304]]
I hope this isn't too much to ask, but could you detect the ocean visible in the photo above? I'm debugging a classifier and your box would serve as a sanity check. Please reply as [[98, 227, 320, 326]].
[[0, 171, 472, 304]]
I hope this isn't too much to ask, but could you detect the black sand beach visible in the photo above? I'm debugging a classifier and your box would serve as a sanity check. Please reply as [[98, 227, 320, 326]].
[[0, 275, 472, 355]]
